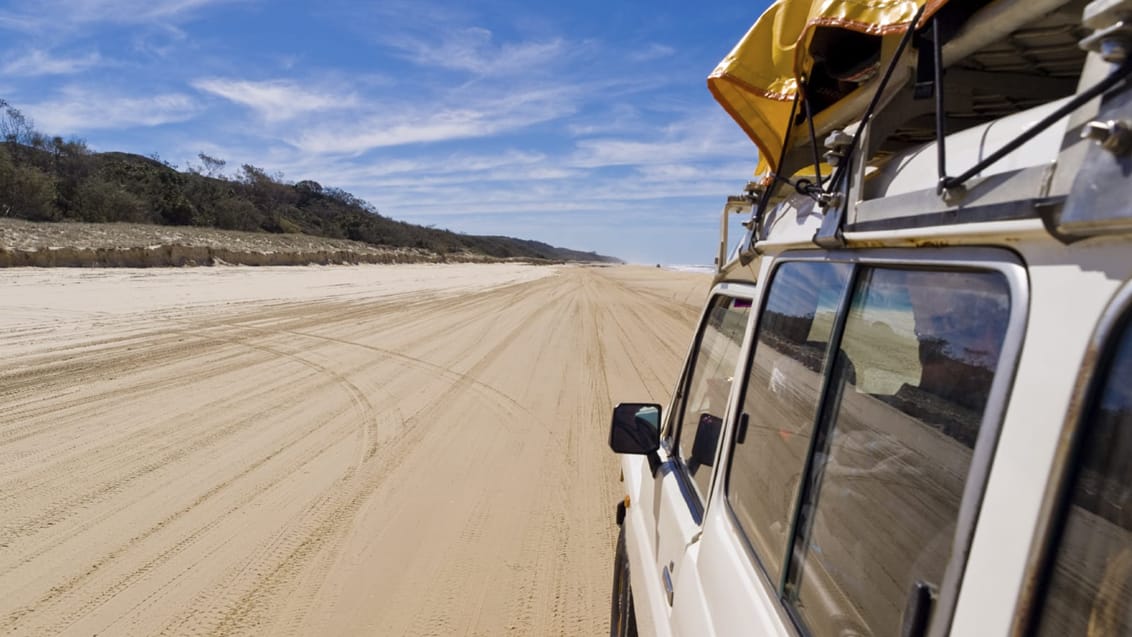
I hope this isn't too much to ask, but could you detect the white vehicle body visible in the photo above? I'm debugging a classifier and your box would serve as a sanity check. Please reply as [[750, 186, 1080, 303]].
[[609, 0, 1132, 635]]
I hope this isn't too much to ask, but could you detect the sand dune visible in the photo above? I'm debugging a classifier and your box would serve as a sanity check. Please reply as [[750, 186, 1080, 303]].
[[0, 263, 707, 636]]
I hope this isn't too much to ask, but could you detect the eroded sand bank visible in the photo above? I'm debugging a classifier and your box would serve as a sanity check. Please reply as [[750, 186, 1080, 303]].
[[0, 264, 707, 636]]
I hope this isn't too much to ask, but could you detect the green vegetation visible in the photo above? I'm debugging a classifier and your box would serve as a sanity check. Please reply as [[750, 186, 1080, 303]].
[[0, 99, 620, 264]]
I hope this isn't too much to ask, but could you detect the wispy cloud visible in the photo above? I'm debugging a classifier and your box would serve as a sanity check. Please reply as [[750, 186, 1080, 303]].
[[1, 49, 102, 76], [193, 78, 359, 122], [570, 113, 752, 168], [0, 13, 40, 33], [23, 86, 199, 133], [293, 86, 579, 154], [353, 2, 574, 78], [0, 0, 239, 32], [568, 104, 647, 137], [628, 43, 676, 63], [129, 22, 189, 59], [386, 27, 568, 76], [223, 148, 554, 192]]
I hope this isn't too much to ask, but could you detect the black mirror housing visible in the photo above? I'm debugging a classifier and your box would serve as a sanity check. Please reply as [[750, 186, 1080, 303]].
[[609, 402, 661, 454]]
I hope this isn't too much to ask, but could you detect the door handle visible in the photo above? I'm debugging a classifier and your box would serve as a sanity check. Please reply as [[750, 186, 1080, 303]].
[[662, 564, 674, 606]]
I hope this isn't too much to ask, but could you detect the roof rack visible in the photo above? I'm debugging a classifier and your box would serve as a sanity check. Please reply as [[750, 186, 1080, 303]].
[[711, 0, 1132, 264]]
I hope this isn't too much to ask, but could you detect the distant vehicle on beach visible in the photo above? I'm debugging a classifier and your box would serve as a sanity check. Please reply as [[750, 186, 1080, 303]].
[[607, 0, 1132, 635]]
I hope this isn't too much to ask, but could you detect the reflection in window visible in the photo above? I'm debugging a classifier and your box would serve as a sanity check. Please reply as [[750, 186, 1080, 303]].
[[727, 261, 852, 583], [1036, 316, 1132, 636], [787, 268, 1010, 636], [677, 295, 752, 499]]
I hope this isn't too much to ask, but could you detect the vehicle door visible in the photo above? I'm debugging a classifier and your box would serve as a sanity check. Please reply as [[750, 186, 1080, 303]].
[[647, 283, 755, 630]]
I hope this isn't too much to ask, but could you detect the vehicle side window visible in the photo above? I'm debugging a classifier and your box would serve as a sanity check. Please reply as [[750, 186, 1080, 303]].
[[727, 261, 853, 582], [786, 268, 1010, 636], [675, 294, 752, 500], [1034, 314, 1132, 636]]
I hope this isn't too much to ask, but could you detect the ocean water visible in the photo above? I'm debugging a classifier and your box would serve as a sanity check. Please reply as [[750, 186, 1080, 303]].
[[664, 264, 715, 274]]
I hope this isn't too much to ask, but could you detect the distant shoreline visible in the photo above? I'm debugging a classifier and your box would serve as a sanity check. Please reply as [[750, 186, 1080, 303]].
[[0, 218, 592, 268]]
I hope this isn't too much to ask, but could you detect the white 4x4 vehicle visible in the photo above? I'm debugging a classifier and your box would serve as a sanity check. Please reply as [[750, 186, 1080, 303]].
[[609, 0, 1132, 635]]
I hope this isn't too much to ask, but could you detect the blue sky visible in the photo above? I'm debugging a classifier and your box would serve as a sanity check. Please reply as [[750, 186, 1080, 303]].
[[0, 0, 767, 264]]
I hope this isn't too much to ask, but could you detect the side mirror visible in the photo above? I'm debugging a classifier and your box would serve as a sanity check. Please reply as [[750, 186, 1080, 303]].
[[609, 402, 661, 454]]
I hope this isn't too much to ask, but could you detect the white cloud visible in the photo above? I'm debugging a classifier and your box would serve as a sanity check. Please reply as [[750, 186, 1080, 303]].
[[635, 164, 717, 181], [295, 111, 489, 154], [0, 0, 239, 32], [567, 104, 646, 137], [129, 23, 189, 59], [337, 165, 581, 191], [293, 86, 578, 154], [628, 43, 676, 63], [451, 150, 545, 172], [193, 78, 359, 122], [316, 149, 547, 179], [385, 27, 569, 77], [569, 113, 753, 168], [0, 14, 37, 32], [1, 49, 101, 76], [24, 87, 199, 133]]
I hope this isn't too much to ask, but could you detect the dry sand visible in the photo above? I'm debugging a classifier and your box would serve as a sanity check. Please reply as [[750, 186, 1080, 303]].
[[0, 263, 708, 636]]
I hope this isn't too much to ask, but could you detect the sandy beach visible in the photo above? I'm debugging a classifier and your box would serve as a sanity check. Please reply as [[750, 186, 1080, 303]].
[[0, 263, 708, 636]]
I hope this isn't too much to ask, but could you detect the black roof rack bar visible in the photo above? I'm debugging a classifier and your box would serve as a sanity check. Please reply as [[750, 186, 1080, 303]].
[[759, 91, 802, 221], [826, 2, 928, 195], [802, 80, 824, 189], [813, 3, 926, 248], [933, 16, 948, 195]]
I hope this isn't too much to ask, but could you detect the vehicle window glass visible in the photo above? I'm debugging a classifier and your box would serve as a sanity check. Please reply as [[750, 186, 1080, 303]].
[[728, 261, 853, 583], [786, 268, 1010, 636], [1034, 315, 1132, 636], [677, 294, 752, 499]]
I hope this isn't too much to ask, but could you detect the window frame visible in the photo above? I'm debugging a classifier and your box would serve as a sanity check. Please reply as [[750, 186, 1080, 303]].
[[721, 247, 1028, 637], [1016, 280, 1132, 636], [662, 281, 759, 520]]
